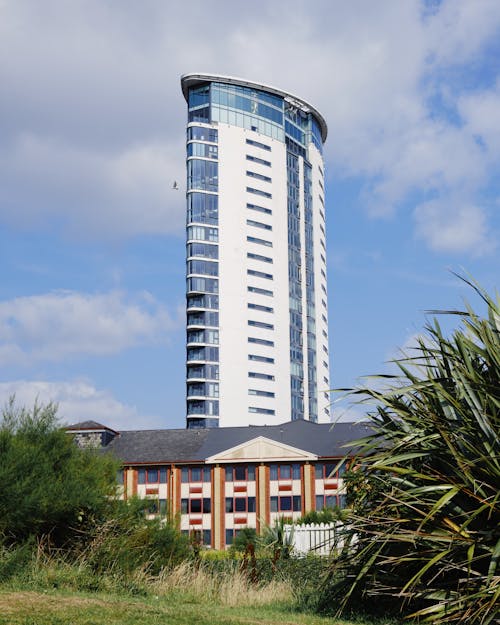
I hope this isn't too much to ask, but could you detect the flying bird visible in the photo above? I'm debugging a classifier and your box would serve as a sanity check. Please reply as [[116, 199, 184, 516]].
[[172, 181, 179, 190]]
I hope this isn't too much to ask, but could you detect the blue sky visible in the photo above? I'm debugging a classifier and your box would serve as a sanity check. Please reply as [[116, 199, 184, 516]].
[[0, 0, 498, 429]]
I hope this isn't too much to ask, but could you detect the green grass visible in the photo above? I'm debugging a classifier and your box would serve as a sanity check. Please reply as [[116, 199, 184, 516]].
[[0, 546, 402, 625], [0, 588, 391, 625]]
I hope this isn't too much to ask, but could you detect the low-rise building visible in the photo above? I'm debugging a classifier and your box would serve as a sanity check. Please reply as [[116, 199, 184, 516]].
[[66, 419, 367, 550]]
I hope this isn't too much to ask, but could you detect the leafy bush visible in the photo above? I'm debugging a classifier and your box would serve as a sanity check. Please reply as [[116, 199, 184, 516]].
[[295, 507, 348, 525], [230, 527, 258, 553], [82, 497, 191, 576], [0, 399, 119, 545], [321, 279, 500, 624]]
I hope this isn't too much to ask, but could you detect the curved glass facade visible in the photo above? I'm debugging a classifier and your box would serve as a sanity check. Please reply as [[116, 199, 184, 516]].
[[183, 75, 328, 428], [186, 125, 220, 428]]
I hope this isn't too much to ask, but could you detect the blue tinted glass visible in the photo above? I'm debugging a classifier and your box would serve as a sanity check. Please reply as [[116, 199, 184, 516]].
[[280, 496, 292, 511], [325, 495, 336, 509], [187, 126, 218, 143], [270, 465, 278, 480], [187, 160, 218, 192], [138, 468, 145, 484], [325, 464, 336, 478], [188, 85, 209, 108], [190, 499, 202, 513], [234, 466, 246, 481], [280, 465, 291, 479], [187, 142, 218, 159], [188, 107, 209, 123], [147, 469, 158, 483], [191, 467, 201, 482]]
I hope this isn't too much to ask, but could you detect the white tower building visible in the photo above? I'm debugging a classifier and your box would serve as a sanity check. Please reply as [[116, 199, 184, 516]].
[[181, 74, 330, 428]]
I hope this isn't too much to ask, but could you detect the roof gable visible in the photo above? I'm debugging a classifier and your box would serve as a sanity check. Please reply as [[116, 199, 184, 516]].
[[205, 435, 317, 464]]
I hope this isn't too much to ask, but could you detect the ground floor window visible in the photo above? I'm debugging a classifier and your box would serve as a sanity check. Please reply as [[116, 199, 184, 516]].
[[316, 494, 346, 509], [182, 529, 211, 545], [225, 528, 244, 545]]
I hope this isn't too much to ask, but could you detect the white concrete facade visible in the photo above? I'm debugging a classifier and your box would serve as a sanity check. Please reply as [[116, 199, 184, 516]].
[[182, 74, 330, 428]]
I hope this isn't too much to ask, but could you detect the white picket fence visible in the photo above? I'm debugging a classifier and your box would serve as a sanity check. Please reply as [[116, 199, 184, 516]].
[[284, 522, 346, 556]]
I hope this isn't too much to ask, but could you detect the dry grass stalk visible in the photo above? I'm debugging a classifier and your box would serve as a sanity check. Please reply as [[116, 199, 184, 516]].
[[152, 562, 293, 606]]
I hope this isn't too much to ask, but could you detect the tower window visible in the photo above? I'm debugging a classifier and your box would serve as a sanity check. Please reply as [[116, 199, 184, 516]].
[[247, 202, 272, 215], [247, 252, 273, 264], [248, 320, 274, 330], [248, 303, 273, 312], [247, 187, 272, 199], [248, 286, 273, 296], [247, 236, 272, 247], [246, 138, 271, 151], [246, 155, 271, 167], [249, 407, 275, 415], [249, 372, 275, 380], [247, 171, 272, 183], [248, 354, 274, 363], [247, 269, 273, 280], [247, 219, 272, 231]]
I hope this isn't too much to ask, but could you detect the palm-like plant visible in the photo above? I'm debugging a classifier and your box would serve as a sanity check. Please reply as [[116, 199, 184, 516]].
[[323, 278, 499, 624]]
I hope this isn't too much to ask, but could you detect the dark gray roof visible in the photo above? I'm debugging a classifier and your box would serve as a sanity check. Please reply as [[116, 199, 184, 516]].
[[107, 428, 210, 464], [105, 420, 370, 465], [66, 420, 117, 432]]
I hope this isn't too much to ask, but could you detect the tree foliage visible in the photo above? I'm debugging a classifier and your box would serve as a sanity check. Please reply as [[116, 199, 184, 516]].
[[0, 399, 119, 545], [322, 279, 500, 624]]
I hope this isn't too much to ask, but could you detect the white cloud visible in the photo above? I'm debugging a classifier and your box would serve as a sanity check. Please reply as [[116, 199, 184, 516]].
[[414, 199, 495, 255], [0, 290, 177, 366], [0, 134, 185, 239], [425, 0, 500, 66], [458, 80, 500, 158], [0, 379, 165, 430], [0, 0, 499, 252]]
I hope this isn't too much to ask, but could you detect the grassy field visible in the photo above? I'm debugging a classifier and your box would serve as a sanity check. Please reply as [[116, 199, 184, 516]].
[[0, 552, 400, 625], [0, 588, 385, 625]]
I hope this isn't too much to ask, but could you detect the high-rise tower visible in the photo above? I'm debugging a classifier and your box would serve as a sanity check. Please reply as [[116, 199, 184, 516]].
[[181, 74, 330, 428]]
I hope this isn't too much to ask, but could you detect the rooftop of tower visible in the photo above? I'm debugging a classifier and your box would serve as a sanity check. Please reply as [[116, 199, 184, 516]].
[[180, 72, 328, 143]]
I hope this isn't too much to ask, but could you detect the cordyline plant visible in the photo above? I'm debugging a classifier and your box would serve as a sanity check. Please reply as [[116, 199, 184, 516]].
[[321, 278, 499, 624]]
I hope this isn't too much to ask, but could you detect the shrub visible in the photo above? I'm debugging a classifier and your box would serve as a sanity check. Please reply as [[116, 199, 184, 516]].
[[230, 527, 258, 553], [321, 278, 500, 624], [0, 399, 119, 546], [295, 506, 348, 525], [82, 497, 191, 576]]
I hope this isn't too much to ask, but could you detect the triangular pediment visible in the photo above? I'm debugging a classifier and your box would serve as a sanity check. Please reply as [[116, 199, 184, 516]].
[[206, 436, 317, 464]]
